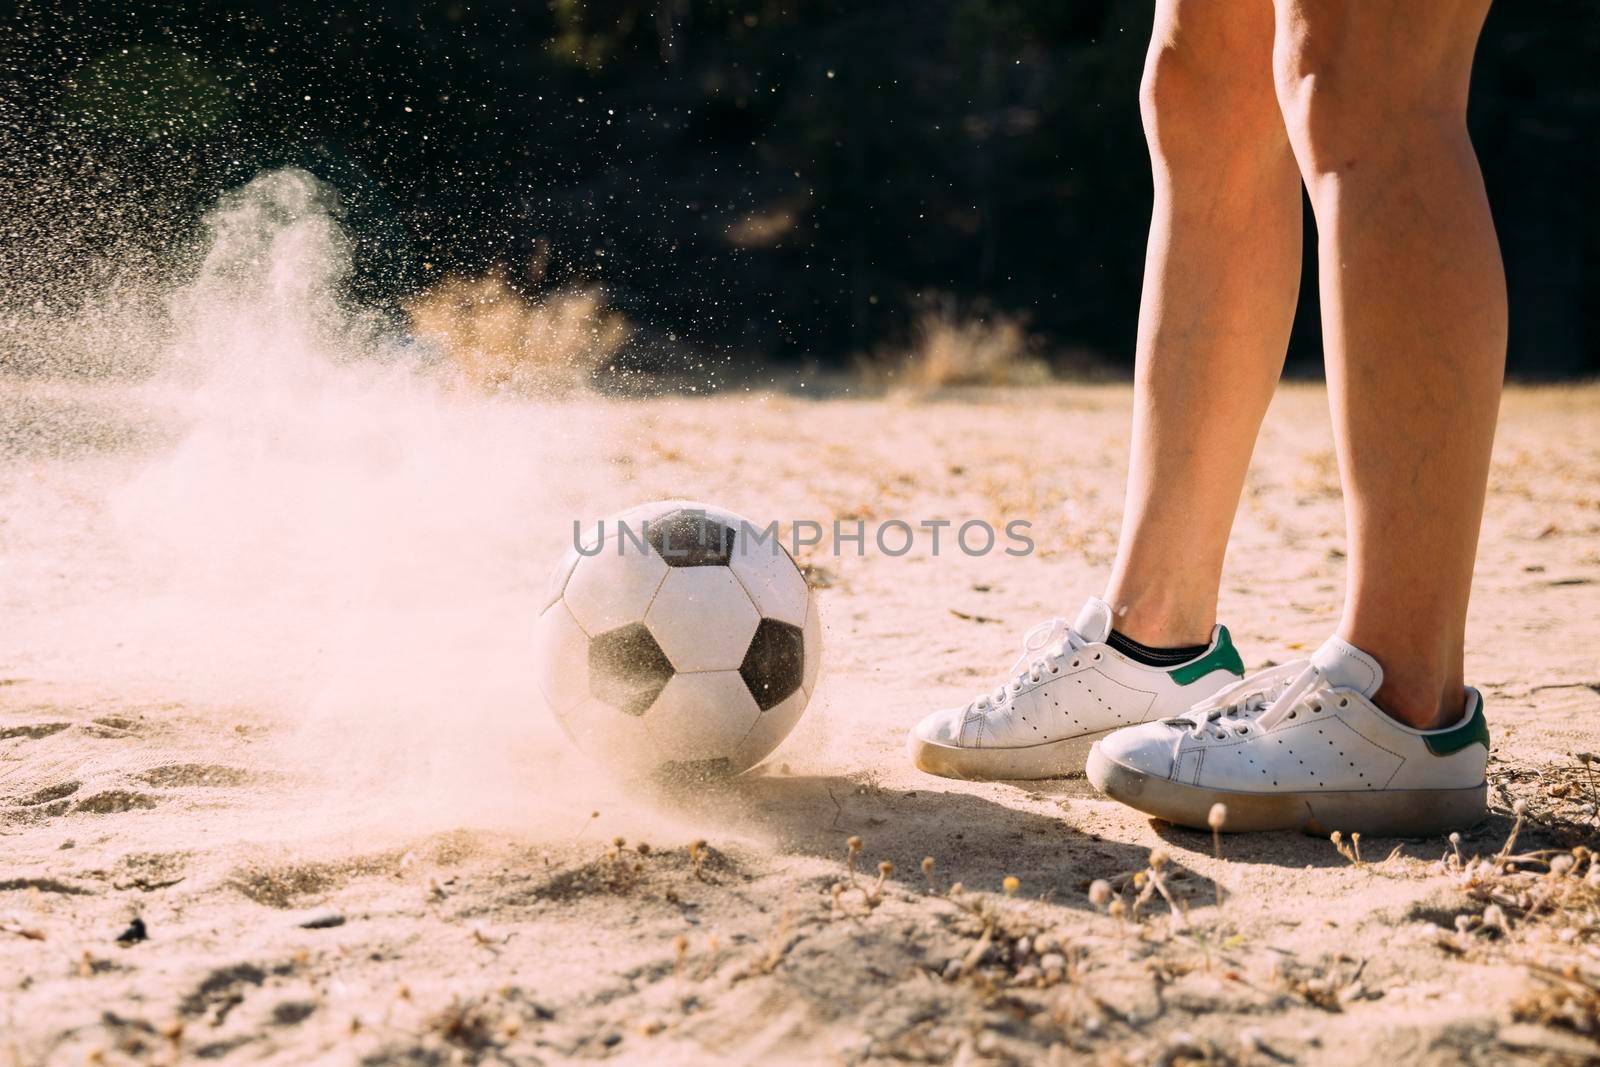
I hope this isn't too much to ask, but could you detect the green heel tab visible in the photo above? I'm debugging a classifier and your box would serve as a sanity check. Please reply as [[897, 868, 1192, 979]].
[[1168, 625, 1245, 686], [1424, 692, 1491, 756]]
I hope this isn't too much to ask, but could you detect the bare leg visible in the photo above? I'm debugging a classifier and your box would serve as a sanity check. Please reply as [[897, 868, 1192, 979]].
[[1105, 0, 1303, 647], [1273, 0, 1506, 728]]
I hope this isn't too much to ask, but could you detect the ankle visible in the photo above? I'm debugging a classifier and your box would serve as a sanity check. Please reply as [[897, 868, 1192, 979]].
[[1103, 589, 1214, 649], [1338, 623, 1467, 730], [1371, 680, 1467, 732]]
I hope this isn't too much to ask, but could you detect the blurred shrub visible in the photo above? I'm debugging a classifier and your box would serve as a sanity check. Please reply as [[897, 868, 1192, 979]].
[[857, 297, 1050, 389], [405, 273, 631, 395]]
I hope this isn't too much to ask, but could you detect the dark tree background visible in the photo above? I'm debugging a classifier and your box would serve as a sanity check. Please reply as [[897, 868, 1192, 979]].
[[2, 0, 1596, 376]]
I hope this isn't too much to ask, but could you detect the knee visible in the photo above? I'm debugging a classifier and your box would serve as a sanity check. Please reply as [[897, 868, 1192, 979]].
[[1271, 31, 1362, 178], [1140, 43, 1283, 172], [1273, 23, 1467, 181]]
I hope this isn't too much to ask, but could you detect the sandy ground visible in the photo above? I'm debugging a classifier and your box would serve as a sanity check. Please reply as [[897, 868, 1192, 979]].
[[2, 381, 1599, 1066]]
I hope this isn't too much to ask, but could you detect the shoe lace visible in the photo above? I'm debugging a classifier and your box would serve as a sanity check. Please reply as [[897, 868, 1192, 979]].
[[1166, 660, 1332, 741], [968, 618, 1089, 712]]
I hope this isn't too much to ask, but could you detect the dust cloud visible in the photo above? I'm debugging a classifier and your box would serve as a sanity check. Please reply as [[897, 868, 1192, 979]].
[[0, 169, 638, 835]]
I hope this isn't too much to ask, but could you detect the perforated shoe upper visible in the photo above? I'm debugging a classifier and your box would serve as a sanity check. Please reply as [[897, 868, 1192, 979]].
[[1095, 636, 1489, 792], [913, 597, 1245, 750]]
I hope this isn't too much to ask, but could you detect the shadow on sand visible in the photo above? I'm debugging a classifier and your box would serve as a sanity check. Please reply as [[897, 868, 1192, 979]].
[[645, 772, 1215, 910], [644, 764, 1553, 891]]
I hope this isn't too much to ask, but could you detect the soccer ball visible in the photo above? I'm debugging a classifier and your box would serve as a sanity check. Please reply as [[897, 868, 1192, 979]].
[[534, 500, 821, 777]]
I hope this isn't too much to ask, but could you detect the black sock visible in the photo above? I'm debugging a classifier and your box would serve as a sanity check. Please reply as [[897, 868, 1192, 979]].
[[1106, 629, 1208, 667]]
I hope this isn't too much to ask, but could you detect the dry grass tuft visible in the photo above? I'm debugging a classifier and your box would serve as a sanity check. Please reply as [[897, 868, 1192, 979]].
[[427, 996, 501, 1053], [1085, 848, 1194, 929], [1424, 763, 1600, 1043], [1274, 956, 1372, 1012], [856, 297, 1051, 389], [1455, 843, 1600, 939], [1514, 966, 1600, 1037], [1492, 757, 1600, 847], [406, 271, 630, 395], [1330, 830, 1364, 867]]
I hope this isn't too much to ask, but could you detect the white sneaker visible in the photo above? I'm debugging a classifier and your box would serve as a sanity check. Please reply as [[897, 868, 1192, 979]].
[[1087, 635, 1489, 835], [909, 597, 1246, 780]]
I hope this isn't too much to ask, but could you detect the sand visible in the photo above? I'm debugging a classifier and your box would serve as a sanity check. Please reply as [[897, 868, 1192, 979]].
[[2, 372, 1599, 1066]]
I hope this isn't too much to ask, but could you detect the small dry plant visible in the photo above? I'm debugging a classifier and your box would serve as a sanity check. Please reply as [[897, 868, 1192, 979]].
[[406, 270, 630, 395], [857, 297, 1050, 389], [1086, 847, 1190, 929], [1468, 838, 1600, 1036], [829, 836, 897, 914], [1433, 769, 1600, 1038], [426, 996, 501, 1053]]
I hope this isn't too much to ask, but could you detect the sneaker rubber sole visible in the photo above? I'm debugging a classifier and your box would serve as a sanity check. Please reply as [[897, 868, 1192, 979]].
[[1086, 744, 1487, 837], [908, 728, 1117, 781]]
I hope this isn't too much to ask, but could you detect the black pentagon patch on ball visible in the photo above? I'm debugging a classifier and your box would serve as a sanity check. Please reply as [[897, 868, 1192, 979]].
[[739, 618, 805, 711], [644, 508, 737, 567], [589, 623, 675, 716]]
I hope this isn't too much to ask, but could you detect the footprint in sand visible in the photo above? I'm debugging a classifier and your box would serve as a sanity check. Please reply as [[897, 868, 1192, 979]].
[[0, 722, 71, 741], [6, 780, 81, 821], [0, 875, 94, 895], [83, 715, 142, 738], [135, 763, 256, 789], [73, 790, 160, 814], [15, 780, 80, 806]]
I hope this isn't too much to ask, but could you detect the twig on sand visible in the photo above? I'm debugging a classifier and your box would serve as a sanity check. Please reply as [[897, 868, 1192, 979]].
[[825, 787, 844, 830], [949, 609, 1002, 625], [954, 925, 994, 978], [1144, 851, 1188, 930]]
